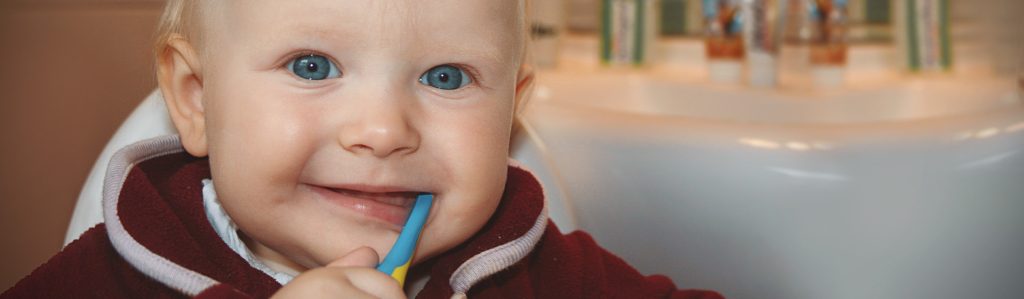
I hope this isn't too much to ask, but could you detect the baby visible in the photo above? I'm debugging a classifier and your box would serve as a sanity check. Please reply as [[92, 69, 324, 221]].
[[4, 1, 722, 298]]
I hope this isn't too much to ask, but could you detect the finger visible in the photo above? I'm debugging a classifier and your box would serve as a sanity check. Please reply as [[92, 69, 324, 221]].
[[328, 246, 380, 268], [343, 267, 407, 299], [326, 247, 405, 298]]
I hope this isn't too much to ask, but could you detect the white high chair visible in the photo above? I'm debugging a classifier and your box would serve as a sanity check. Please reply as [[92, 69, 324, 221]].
[[64, 90, 577, 245]]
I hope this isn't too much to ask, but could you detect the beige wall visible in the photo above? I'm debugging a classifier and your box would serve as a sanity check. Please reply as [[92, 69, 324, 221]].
[[0, 0, 165, 290]]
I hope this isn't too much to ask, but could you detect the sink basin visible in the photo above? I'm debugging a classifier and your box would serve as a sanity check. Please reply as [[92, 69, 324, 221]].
[[524, 69, 1024, 299]]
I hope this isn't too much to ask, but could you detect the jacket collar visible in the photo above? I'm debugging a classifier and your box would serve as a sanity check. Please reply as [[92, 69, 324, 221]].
[[103, 135, 549, 297]]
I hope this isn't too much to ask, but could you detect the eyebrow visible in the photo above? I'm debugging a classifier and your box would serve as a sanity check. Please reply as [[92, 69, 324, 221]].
[[440, 42, 509, 68], [284, 25, 353, 42]]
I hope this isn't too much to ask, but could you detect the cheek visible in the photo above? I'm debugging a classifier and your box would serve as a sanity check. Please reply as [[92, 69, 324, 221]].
[[421, 96, 514, 256], [436, 98, 514, 194], [202, 74, 323, 208]]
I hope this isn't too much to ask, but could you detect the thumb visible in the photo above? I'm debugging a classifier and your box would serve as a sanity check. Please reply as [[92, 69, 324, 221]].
[[328, 246, 380, 268]]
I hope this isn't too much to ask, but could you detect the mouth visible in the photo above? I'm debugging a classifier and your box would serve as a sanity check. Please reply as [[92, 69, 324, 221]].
[[309, 184, 423, 228]]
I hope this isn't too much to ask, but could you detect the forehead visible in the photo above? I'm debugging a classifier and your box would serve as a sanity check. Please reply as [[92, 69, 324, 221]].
[[200, 0, 524, 61]]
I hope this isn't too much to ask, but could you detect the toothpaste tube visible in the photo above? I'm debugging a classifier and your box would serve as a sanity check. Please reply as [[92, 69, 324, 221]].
[[601, 0, 658, 66], [741, 0, 788, 87], [896, 0, 952, 72]]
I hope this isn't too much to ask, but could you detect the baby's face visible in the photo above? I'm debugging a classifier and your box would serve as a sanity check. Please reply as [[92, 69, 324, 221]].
[[196, 0, 523, 269]]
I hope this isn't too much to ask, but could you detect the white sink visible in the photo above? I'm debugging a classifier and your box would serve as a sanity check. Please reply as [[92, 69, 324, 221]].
[[524, 68, 1024, 299]]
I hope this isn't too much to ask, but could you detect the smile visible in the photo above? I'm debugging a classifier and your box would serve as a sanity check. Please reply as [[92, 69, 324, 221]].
[[309, 185, 422, 227]]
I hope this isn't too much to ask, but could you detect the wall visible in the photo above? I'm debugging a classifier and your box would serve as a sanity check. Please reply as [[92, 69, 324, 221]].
[[0, 0, 164, 290]]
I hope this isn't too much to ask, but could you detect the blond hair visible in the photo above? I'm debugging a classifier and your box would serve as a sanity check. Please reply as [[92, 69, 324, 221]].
[[154, 0, 529, 63], [154, 0, 198, 57]]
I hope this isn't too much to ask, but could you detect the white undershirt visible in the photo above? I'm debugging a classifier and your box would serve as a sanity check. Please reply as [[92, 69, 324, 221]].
[[202, 179, 298, 285]]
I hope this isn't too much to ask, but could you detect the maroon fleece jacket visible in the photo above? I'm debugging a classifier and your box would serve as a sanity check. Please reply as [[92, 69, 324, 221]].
[[3, 144, 722, 299]]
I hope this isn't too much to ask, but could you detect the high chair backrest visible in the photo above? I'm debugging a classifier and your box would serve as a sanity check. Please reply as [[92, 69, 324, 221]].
[[64, 90, 576, 245], [64, 91, 175, 244]]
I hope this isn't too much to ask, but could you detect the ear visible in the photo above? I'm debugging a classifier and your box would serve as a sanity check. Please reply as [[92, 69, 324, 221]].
[[157, 35, 208, 157], [512, 63, 536, 116]]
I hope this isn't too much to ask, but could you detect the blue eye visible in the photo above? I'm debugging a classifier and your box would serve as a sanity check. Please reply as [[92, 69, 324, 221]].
[[419, 65, 472, 90], [290, 54, 341, 80]]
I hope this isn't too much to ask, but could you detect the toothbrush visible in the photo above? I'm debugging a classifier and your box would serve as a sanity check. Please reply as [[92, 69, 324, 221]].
[[375, 193, 433, 287]]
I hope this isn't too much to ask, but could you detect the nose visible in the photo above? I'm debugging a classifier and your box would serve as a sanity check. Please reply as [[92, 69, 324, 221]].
[[337, 99, 421, 158]]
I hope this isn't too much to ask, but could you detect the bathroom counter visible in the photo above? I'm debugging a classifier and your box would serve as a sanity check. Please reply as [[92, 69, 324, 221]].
[[523, 65, 1024, 299]]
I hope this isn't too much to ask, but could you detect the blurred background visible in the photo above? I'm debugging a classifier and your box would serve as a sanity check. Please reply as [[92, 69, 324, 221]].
[[1, 0, 1022, 298], [0, 0, 164, 292]]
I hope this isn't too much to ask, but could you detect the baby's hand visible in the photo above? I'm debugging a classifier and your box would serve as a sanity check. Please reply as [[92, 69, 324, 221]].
[[271, 247, 406, 299]]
